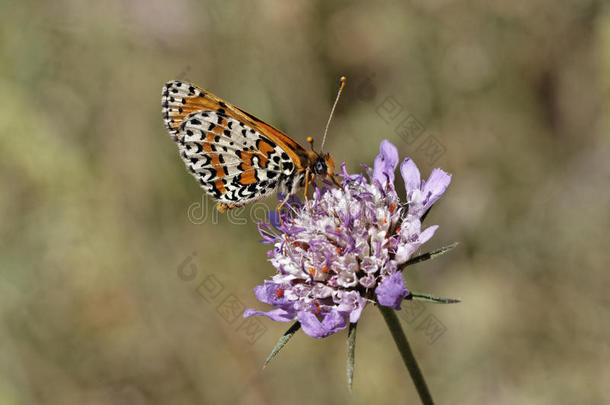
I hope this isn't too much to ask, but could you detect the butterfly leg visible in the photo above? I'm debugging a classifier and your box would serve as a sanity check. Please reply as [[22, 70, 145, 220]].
[[277, 193, 291, 226], [303, 167, 315, 212]]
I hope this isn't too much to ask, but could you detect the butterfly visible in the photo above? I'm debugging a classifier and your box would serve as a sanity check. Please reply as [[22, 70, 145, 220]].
[[161, 78, 345, 212]]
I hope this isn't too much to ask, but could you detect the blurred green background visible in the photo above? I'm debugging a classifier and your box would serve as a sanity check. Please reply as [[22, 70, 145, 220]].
[[2, 0, 609, 404]]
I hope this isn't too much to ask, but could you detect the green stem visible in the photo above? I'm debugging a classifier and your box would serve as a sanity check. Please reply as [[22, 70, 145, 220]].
[[378, 305, 434, 405], [346, 322, 357, 391]]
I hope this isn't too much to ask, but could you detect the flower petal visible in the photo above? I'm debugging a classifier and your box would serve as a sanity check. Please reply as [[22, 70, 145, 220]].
[[421, 168, 452, 212], [400, 157, 421, 193], [336, 291, 367, 323], [243, 308, 295, 322], [419, 225, 439, 245], [373, 140, 399, 186], [394, 243, 417, 264], [375, 271, 409, 310], [297, 310, 348, 338], [267, 211, 282, 230], [253, 281, 291, 307]]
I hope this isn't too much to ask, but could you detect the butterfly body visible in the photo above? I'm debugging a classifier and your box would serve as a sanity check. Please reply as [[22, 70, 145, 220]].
[[161, 80, 335, 211]]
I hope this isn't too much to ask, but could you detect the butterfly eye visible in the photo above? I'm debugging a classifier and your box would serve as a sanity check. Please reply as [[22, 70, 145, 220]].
[[313, 160, 327, 175]]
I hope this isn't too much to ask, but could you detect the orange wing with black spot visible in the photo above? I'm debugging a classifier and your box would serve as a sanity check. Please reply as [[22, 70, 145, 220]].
[[161, 80, 310, 210]]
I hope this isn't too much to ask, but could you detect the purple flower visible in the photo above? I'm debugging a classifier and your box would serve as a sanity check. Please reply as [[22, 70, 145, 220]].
[[373, 139, 399, 187], [400, 158, 452, 219], [376, 270, 409, 310], [244, 140, 451, 338]]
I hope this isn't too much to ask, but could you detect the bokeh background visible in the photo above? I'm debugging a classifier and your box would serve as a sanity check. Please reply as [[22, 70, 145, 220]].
[[2, 0, 610, 404]]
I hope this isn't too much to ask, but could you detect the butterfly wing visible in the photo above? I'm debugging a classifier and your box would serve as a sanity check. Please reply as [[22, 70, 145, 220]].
[[161, 81, 308, 207]]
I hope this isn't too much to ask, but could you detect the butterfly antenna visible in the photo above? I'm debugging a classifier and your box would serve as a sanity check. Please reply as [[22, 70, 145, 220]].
[[320, 76, 346, 151]]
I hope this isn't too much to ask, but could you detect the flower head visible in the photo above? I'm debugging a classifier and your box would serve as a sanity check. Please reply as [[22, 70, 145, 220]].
[[245, 140, 452, 338]]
